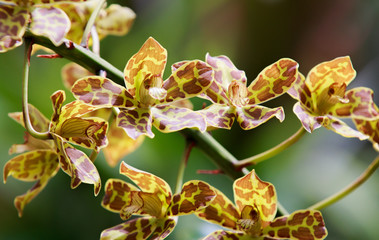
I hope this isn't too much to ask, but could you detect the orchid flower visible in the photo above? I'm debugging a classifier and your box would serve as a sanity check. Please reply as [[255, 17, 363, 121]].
[[195, 54, 299, 130], [4, 90, 107, 216], [288, 56, 378, 139], [353, 103, 379, 151], [196, 169, 327, 240], [71, 37, 214, 139], [100, 162, 216, 240], [0, 0, 85, 52]]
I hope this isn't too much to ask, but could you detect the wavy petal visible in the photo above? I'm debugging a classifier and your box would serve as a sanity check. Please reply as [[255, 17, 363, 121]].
[[71, 76, 136, 108], [53, 134, 101, 195], [100, 217, 156, 240], [263, 210, 328, 240], [4, 149, 58, 183], [8, 133, 54, 155], [9, 104, 50, 132], [306, 56, 356, 93], [30, 7, 70, 46], [233, 169, 277, 223], [102, 178, 139, 213], [96, 4, 136, 37], [199, 104, 235, 130], [0, 5, 28, 52], [150, 218, 177, 240], [235, 105, 284, 130], [168, 180, 216, 216], [353, 118, 379, 151], [247, 58, 299, 104], [55, 117, 108, 151], [162, 60, 214, 103], [119, 162, 172, 204], [124, 37, 167, 98], [293, 102, 323, 133], [117, 108, 154, 139], [325, 116, 368, 140], [196, 188, 240, 230], [152, 105, 207, 133], [50, 90, 66, 124], [328, 87, 379, 120]]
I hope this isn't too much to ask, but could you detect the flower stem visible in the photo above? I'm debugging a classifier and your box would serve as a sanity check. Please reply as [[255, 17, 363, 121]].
[[235, 127, 306, 169], [22, 38, 51, 140], [175, 140, 195, 194], [308, 154, 379, 210], [81, 0, 106, 47]]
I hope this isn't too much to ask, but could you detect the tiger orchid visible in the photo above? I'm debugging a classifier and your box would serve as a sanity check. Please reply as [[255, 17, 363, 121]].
[[0, 0, 85, 52], [71, 37, 214, 139], [194, 54, 299, 130], [196, 169, 327, 240], [288, 56, 378, 139], [100, 161, 216, 240], [353, 103, 379, 151], [4, 90, 107, 216]]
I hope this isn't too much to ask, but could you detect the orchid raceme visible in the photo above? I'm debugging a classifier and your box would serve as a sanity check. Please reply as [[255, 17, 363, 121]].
[[288, 56, 378, 139], [0, 0, 86, 52], [196, 169, 327, 240], [62, 63, 144, 167], [192, 54, 299, 130], [71, 37, 215, 139], [100, 161, 216, 240]]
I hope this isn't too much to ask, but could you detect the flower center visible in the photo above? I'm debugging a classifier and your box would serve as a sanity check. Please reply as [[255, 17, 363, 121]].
[[316, 82, 348, 114], [228, 80, 248, 107], [138, 74, 167, 108], [238, 205, 262, 237]]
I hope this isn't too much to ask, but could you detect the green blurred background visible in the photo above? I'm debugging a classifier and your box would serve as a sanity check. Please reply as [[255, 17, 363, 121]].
[[1, 0, 379, 239]]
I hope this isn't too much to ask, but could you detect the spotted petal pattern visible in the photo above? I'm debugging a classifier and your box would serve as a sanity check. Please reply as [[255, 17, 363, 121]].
[[262, 210, 327, 240], [0, 5, 29, 52], [235, 105, 284, 130], [96, 4, 136, 37], [100, 217, 157, 240], [117, 108, 154, 139], [233, 170, 277, 223], [102, 178, 139, 213], [202, 230, 251, 240]]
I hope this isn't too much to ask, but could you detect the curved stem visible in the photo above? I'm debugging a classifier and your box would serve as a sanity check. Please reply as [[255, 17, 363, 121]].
[[22, 38, 51, 140], [308, 154, 379, 210], [81, 0, 106, 47], [175, 140, 195, 194], [235, 127, 306, 168]]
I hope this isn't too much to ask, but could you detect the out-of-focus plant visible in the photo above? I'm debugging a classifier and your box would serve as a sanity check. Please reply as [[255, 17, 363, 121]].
[[1, 1, 379, 239]]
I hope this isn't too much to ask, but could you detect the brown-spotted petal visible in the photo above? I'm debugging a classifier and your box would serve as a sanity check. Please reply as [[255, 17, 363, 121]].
[[100, 217, 157, 240], [293, 102, 323, 133], [53, 134, 101, 195], [199, 104, 236, 130], [353, 117, 379, 151], [328, 87, 379, 120], [325, 116, 369, 140], [117, 108, 154, 139], [71, 76, 136, 108], [162, 60, 214, 103], [9, 132, 54, 155], [149, 218, 177, 240], [168, 180, 216, 217], [4, 149, 58, 183], [151, 105, 207, 133], [119, 162, 172, 201], [50, 90, 66, 124], [96, 4, 136, 37], [124, 37, 167, 98], [306, 56, 356, 93], [120, 191, 163, 220], [233, 169, 277, 223], [247, 58, 299, 105], [101, 178, 139, 214], [9, 104, 50, 132], [196, 187, 240, 230], [262, 210, 328, 240], [236, 105, 284, 130], [0, 5, 29, 52], [30, 7, 70, 46], [103, 120, 144, 167]]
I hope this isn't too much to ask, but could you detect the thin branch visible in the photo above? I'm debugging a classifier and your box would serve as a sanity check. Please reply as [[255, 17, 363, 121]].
[[308, 154, 379, 210], [235, 127, 306, 169], [81, 0, 106, 47], [175, 140, 196, 194], [22, 38, 51, 140]]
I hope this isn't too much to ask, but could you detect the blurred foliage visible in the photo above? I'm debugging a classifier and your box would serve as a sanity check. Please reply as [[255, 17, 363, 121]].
[[1, 0, 379, 239]]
